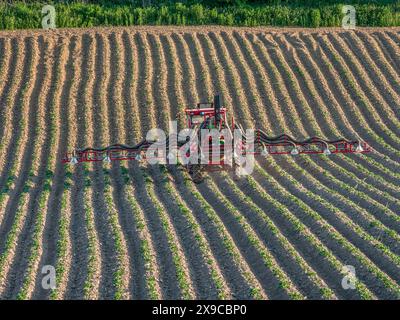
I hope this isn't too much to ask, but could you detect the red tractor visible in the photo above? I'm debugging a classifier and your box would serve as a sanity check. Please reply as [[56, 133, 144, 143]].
[[62, 95, 371, 183]]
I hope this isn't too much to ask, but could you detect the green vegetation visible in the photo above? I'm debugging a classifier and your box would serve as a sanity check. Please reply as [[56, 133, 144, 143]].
[[159, 165, 229, 299], [121, 166, 160, 300], [245, 167, 376, 299], [0, 1, 398, 30], [220, 172, 336, 299], [141, 168, 195, 300], [103, 169, 129, 300], [205, 175, 305, 299], [181, 170, 266, 299]]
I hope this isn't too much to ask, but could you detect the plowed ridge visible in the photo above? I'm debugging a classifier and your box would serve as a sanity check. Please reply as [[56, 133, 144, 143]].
[[0, 26, 399, 300]]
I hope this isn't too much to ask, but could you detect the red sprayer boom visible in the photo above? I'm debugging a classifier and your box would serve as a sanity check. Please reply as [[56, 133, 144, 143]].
[[62, 95, 371, 183]]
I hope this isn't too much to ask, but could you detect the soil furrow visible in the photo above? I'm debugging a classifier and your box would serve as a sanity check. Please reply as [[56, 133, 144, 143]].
[[0, 37, 13, 143], [327, 33, 400, 135], [133, 32, 155, 135], [0, 38, 23, 225], [271, 32, 400, 199], [272, 156, 400, 279], [310, 33, 400, 159], [1, 36, 55, 298], [64, 33, 93, 299], [230, 30, 396, 300], [354, 31, 400, 101], [376, 31, 400, 74], [15, 36, 64, 299], [250, 33, 400, 290], [204, 176, 302, 299], [269, 34, 400, 238], [280, 33, 400, 191], [0, 37, 37, 260], [255, 161, 399, 299], [0, 38, 27, 200], [170, 33, 199, 106], [89, 33, 119, 299], [159, 34, 185, 126], [104, 31, 133, 300], [206, 31, 254, 127], [182, 31, 264, 298], [130, 31, 184, 299], [298, 32, 400, 170], [121, 30, 162, 300], [0, 26, 399, 301], [240, 171, 370, 299], [279, 32, 400, 177], [192, 31, 271, 299], [211, 30, 376, 298], [231, 31, 394, 298], [143, 32, 196, 299], [215, 172, 333, 299], [112, 30, 148, 299], [31, 35, 69, 299]]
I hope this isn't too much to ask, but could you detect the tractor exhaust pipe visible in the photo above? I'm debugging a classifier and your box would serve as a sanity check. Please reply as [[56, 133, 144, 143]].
[[214, 94, 222, 123]]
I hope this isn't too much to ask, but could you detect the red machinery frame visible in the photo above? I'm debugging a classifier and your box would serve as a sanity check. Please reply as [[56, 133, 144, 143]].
[[62, 94, 371, 182]]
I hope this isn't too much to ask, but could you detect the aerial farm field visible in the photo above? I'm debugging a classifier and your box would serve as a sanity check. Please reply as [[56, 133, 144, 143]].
[[0, 26, 399, 300]]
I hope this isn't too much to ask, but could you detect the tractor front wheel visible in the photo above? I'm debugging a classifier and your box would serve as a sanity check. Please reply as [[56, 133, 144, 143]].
[[188, 164, 204, 184]]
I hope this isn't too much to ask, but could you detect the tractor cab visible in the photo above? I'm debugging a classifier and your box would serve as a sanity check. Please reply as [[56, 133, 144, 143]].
[[185, 96, 228, 130]]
